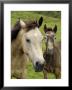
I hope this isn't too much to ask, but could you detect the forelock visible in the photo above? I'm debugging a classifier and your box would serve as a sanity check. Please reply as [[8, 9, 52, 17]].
[[26, 20, 39, 32]]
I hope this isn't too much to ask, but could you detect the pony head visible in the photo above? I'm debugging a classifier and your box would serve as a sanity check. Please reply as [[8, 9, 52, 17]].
[[44, 24, 57, 55], [12, 17, 45, 72]]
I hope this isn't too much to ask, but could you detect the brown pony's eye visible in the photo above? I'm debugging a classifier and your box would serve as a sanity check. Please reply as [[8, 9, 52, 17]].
[[26, 39, 31, 43]]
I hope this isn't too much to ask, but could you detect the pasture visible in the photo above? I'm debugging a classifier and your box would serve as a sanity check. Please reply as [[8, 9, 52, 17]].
[[11, 11, 61, 79]]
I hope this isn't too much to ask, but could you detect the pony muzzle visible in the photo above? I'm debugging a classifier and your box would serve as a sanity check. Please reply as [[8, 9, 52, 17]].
[[35, 61, 44, 72], [48, 48, 54, 55]]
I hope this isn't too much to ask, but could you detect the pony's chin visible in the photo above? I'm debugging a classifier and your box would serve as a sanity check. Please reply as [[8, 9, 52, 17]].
[[35, 69, 43, 72], [34, 67, 43, 72]]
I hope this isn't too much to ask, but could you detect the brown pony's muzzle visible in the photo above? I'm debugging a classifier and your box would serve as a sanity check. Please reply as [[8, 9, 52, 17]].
[[48, 48, 54, 55]]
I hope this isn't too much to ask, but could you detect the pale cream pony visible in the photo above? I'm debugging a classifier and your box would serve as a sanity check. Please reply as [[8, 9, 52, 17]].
[[11, 17, 45, 79]]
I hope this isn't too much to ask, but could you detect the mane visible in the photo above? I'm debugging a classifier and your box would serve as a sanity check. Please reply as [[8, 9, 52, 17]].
[[47, 28, 52, 31], [26, 20, 39, 31], [44, 27, 53, 33], [46, 28, 53, 32], [11, 20, 21, 41], [11, 20, 39, 41]]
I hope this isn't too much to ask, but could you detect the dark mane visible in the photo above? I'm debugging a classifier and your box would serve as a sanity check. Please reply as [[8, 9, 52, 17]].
[[46, 28, 53, 32], [11, 20, 21, 41], [44, 27, 53, 33], [26, 20, 39, 31]]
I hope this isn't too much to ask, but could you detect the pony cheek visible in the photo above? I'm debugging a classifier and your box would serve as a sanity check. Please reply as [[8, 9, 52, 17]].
[[21, 40, 28, 53]]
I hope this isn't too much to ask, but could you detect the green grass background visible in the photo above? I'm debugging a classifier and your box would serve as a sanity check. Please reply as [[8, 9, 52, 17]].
[[11, 11, 61, 79]]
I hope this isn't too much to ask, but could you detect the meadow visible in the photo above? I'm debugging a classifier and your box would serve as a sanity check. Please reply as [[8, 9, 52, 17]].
[[11, 11, 61, 79]]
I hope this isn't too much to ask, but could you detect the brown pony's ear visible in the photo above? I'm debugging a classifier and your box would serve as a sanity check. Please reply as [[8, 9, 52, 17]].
[[44, 24, 47, 33], [38, 16, 43, 28], [53, 25, 57, 33]]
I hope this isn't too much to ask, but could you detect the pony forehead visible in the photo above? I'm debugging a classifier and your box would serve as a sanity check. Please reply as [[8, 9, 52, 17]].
[[26, 27, 43, 38]]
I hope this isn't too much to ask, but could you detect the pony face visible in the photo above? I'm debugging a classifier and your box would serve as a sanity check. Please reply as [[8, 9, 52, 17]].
[[44, 24, 57, 55], [20, 17, 45, 72]]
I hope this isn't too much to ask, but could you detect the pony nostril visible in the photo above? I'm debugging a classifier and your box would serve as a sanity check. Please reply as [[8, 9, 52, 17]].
[[36, 61, 44, 66], [36, 61, 39, 66], [35, 61, 44, 71]]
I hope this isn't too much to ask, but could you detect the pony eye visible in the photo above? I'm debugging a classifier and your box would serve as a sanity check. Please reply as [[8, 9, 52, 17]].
[[26, 39, 31, 43]]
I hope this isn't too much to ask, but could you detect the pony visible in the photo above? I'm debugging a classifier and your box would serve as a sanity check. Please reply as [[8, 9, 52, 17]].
[[43, 24, 61, 79], [11, 17, 45, 79]]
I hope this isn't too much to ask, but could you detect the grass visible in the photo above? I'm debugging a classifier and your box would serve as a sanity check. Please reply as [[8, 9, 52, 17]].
[[11, 11, 61, 79], [26, 61, 55, 79]]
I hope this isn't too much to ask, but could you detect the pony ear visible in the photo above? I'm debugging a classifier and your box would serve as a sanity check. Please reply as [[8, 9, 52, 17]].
[[38, 16, 43, 28], [19, 19, 26, 28], [44, 24, 47, 33], [53, 25, 57, 33]]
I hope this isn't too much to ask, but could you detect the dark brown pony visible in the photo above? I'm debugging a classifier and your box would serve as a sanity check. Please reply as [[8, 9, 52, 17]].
[[43, 24, 61, 79]]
